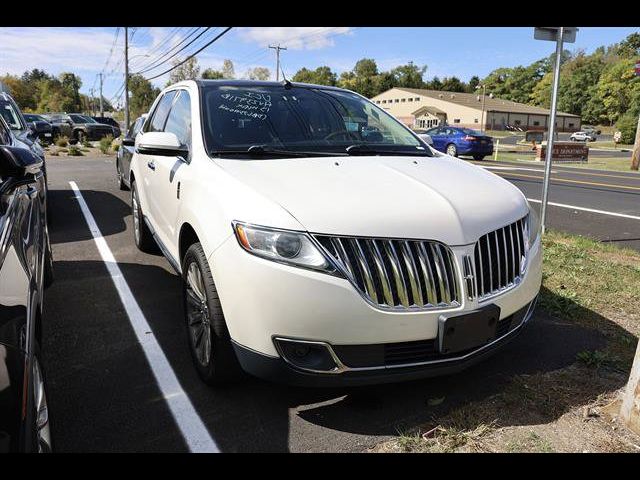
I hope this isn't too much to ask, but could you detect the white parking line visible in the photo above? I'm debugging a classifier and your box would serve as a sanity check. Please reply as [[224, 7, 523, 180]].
[[69, 181, 219, 453], [526, 198, 640, 221]]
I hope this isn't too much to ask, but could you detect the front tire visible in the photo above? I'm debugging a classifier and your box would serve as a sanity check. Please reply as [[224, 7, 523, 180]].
[[131, 181, 157, 253], [446, 144, 458, 157], [183, 243, 242, 385]]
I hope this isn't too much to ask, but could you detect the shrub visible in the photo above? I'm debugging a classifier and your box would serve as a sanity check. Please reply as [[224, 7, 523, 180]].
[[55, 135, 69, 147], [67, 144, 83, 156], [99, 134, 114, 155], [81, 136, 91, 148], [615, 112, 638, 144]]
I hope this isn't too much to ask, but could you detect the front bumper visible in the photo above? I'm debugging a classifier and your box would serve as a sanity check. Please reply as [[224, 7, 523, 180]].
[[210, 230, 542, 370], [232, 297, 537, 387]]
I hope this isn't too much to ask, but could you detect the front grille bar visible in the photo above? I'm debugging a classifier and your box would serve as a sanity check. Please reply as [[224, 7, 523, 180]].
[[474, 216, 528, 300], [315, 235, 460, 310]]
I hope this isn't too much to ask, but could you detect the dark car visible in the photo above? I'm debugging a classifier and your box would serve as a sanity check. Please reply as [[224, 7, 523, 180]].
[[116, 114, 146, 190], [424, 126, 494, 160], [0, 93, 47, 183], [23, 114, 54, 145], [41, 113, 114, 143], [91, 116, 122, 138], [0, 116, 54, 452]]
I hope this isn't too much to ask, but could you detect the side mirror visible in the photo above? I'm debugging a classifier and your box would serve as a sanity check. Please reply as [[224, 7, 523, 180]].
[[122, 137, 135, 147], [136, 132, 188, 158], [26, 125, 38, 141], [0, 145, 43, 179]]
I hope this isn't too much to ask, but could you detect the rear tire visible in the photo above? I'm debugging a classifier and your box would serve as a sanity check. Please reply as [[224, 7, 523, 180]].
[[131, 181, 157, 253], [182, 242, 242, 386], [446, 144, 458, 157], [473, 154, 485, 161]]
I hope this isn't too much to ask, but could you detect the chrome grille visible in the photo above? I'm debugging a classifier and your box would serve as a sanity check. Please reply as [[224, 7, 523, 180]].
[[473, 216, 527, 299], [315, 235, 460, 310]]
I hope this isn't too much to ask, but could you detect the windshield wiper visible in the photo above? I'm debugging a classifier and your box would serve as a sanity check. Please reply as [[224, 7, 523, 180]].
[[211, 144, 347, 158], [345, 144, 432, 157]]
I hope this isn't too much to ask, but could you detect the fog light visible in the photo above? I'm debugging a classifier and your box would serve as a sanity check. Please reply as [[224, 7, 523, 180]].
[[274, 338, 339, 372]]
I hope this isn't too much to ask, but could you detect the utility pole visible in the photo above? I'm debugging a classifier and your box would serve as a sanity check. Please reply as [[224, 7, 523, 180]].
[[476, 84, 487, 133], [124, 26, 130, 131], [89, 88, 95, 116], [269, 44, 287, 81], [99, 73, 104, 118]]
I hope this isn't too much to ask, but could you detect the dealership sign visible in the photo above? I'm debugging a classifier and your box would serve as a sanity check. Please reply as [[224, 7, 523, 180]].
[[536, 142, 589, 163]]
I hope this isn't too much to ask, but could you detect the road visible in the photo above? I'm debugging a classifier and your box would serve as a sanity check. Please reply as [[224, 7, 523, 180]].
[[470, 159, 640, 251], [42, 155, 631, 452]]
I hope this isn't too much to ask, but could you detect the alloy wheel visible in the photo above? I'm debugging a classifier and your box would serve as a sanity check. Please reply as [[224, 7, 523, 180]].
[[185, 262, 212, 367]]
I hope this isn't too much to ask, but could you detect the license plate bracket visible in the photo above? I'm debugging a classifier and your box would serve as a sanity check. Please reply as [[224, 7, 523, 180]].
[[438, 304, 501, 354]]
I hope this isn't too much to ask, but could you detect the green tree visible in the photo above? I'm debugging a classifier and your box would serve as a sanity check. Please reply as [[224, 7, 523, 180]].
[[467, 76, 480, 93], [168, 57, 200, 85], [390, 61, 427, 89], [246, 67, 271, 81], [59, 72, 83, 111], [616, 111, 638, 144], [222, 59, 235, 79], [614, 32, 640, 58], [596, 58, 640, 124], [292, 66, 337, 86], [201, 68, 224, 80], [426, 76, 443, 90], [441, 76, 466, 92], [129, 74, 160, 119]]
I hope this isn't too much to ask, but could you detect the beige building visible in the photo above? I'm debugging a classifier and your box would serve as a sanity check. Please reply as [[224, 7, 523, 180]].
[[371, 87, 581, 132]]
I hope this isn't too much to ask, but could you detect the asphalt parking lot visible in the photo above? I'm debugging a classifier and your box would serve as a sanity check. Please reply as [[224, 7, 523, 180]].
[[40, 154, 624, 452]]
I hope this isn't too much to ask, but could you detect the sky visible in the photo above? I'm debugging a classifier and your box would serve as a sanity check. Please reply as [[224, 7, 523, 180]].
[[0, 26, 637, 108]]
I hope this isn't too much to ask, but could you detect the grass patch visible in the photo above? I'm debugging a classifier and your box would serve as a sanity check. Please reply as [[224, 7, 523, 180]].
[[54, 135, 69, 147], [66, 144, 83, 156], [489, 152, 637, 173], [99, 134, 114, 155], [375, 229, 640, 453]]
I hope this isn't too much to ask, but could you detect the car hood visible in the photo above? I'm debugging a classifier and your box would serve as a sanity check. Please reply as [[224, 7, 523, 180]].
[[215, 155, 529, 245]]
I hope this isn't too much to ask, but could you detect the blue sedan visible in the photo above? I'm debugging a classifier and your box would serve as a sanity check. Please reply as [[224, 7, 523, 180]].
[[424, 126, 494, 160]]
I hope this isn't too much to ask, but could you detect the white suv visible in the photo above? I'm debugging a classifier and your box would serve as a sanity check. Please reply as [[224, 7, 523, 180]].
[[129, 80, 542, 387]]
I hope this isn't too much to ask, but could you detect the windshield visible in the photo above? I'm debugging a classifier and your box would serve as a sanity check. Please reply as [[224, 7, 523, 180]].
[[201, 84, 429, 156], [0, 100, 25, 131], [24, 114, 43, 122], [82, 116, 98, 123], [69, 114, 88, 123]]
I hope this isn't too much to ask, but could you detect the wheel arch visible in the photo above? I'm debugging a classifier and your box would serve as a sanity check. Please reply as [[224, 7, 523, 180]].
[[179, 222, 200, 265]]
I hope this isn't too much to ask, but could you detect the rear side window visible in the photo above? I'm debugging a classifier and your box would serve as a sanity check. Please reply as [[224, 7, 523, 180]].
[[0, 118, 10, 145], [146, 91, 177, 133], [163, 90, 192, 148]]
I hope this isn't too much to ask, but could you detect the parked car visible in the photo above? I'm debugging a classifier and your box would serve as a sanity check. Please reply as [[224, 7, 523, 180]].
[[423, 126, 494, 160], [582, 125, 601, 136], [0, 93, 48, 185], [0, 116, 53, 452], [40, 113, 114, 143], [412, 129, 434, 146], [129, 80, 542, 387], [116, 114, 146, 190], [23, 114, 54, 145], [91, 116, 122, 138], [569, 131, 596, 142]]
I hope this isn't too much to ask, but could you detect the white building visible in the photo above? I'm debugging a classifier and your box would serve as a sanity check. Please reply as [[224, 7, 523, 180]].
[[371, 87, 581, 132]]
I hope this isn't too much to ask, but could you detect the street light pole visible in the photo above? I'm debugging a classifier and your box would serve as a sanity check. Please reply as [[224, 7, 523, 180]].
[[99, 73, 104, 118], [539, 27, 565, 235], [479, 84, 487, 133]]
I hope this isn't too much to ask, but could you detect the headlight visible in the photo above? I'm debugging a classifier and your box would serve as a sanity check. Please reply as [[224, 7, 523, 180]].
[[233, 222, 337, 274], [525, 201, 541, 249]]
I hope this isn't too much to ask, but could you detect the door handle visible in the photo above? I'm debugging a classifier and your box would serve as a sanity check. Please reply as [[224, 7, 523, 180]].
[[147, 160, 156, 171]]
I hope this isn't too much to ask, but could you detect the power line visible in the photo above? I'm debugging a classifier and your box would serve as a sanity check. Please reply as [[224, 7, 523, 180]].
[[145, 27, 233, 81], [134, 27, 209, 75], [129, 27, 197, 72]]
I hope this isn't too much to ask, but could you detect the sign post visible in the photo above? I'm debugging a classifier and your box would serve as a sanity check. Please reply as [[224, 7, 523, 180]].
[[631, 61, 640, 171], [533, 27, 577, 234]]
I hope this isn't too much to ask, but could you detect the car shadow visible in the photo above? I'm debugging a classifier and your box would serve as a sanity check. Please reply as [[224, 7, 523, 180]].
[[46, 251, 632, 451], [47, 189, 131, 245]]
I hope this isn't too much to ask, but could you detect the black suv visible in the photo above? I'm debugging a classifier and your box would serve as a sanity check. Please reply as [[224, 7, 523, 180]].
[[0, 116, 53, 452], [91, 116, 121, 138], [41, 113, 115, 143]]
